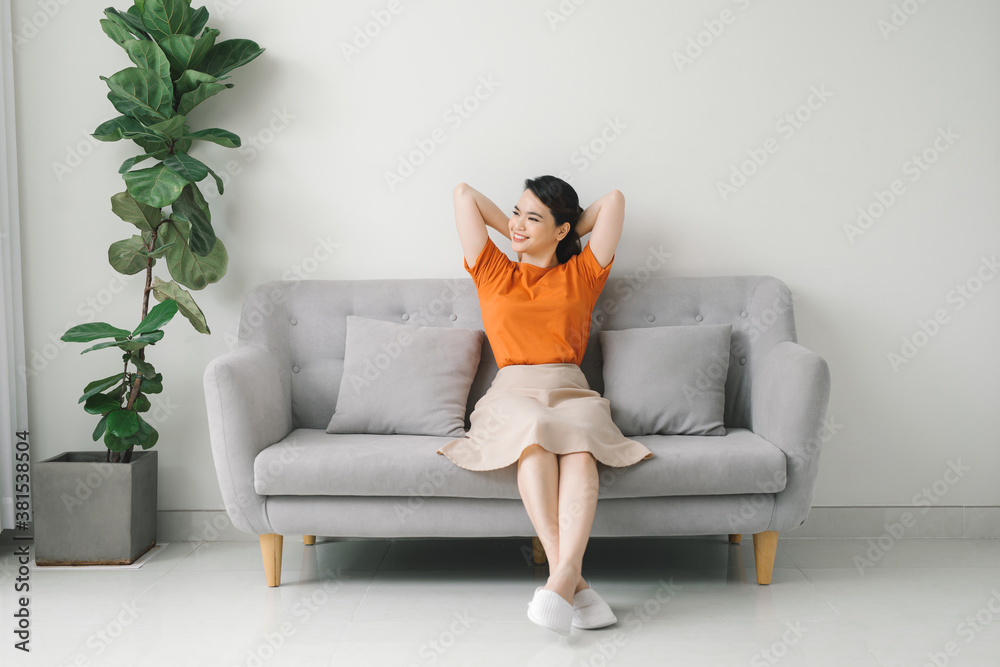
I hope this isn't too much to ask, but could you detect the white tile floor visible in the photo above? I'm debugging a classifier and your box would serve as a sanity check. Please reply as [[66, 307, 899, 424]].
[[1, 536, 999, 666]]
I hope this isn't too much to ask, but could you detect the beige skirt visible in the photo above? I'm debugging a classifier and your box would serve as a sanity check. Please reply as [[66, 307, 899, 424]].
[[436, 362, 654, 472]]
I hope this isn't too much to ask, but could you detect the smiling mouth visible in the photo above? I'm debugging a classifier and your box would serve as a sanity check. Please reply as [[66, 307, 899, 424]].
[[512, 233, 528, 241]]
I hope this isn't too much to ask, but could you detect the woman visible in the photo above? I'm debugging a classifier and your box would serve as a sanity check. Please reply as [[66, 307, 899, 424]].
[[436, 175, 654, 636]]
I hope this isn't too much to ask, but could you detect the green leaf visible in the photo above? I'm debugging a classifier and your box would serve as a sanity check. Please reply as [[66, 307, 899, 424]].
[[101, 10, 133, 37], [133, 298, 179, 335], [120, 330, 165, 351], [104, 8, 152, 40], [190, 27, 220, 69], [122, 40, 171, 87], [119, 154, 157, 174], [84, 392, 122, 415], [184, 127, 240, 148], [152, 277, 210, 334], [158, 34, 195, 75], [131, 355, 156, 377], [187, 177, 211, 218], [79, 373, 125, 404], [109, 235, 150, 276], [111, 191, 162, 232], [62, 322, 131, 343], [132, 136, 170, 159], [177, 80, 232, 116], [107, 409, 140, 438], [188, 6, 209, 36], [100, 18, 130, 45], [170, 184, 215, 256], [124, 162, 189, 208], [104, 67, 172, 123], [200, 39, 265, 78], [205, 165, 223, 194], [160, 219, 228, 290], [175, 69, 216, 96], [159, 28, 217, 77], [80, 330, 164, 354], [132, 393, 152, 413], [147, 114, 188, 140], [93, 116, 166, 143], [92, 413, 109, 442], [141, 0, 190, 40], [140, 240, 175, 259], [93, 116, 139, 142], [104, 429, 130, 453], [130, 414, 159, 450], [79, 340, 128, 354], [141, 372, 163, 394], [163, 152, 208, 183], [139, 423, 159, 449]]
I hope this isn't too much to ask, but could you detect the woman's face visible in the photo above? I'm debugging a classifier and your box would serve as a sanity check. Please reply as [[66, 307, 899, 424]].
[[508, 189, 569, 255]]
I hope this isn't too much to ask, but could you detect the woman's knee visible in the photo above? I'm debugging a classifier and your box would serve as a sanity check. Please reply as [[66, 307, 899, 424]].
[[517, 444, 556, 471], [559, 451, 597, 467]]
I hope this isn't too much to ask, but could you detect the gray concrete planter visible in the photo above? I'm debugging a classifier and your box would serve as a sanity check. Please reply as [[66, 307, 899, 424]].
[[32, 450, 157, 565]]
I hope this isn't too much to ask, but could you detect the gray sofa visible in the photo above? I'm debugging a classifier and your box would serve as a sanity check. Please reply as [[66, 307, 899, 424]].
[[203, 274, 831, 587]]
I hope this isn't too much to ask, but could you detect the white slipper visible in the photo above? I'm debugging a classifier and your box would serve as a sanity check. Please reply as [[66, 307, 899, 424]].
[[527, 586, 574, 635], [572, 586, 617, 629]]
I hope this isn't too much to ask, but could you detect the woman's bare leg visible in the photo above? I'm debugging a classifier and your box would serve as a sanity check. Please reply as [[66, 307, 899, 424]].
[[545, 451, 600, 604], [517, 444, 560, 569], [517, 446, 597, 604]]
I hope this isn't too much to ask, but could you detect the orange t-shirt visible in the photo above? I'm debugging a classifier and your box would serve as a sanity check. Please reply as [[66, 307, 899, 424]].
[[464, 235, 614, 369]]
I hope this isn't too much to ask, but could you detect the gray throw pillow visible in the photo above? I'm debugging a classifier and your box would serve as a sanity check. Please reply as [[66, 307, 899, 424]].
[[599, 323, 732, 436], [326, 315, 484, 437]]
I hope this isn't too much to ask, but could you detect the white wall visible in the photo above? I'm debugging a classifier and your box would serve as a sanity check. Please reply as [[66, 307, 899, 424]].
[[11, 0, 999, 514]]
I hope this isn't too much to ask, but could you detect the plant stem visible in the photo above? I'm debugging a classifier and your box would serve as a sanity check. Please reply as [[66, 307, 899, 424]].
[[119, 226, 160, 465]]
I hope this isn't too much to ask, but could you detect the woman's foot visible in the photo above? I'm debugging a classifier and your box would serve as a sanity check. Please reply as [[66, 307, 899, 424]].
[[544, 567, 582, 605]]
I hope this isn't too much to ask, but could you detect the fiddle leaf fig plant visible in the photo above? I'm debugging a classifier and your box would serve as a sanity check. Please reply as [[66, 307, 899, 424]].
[[60, 0, 264, 464]]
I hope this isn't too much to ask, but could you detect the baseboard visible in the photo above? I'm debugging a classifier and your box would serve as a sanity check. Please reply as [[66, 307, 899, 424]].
[[783, 505, 1000, 538], [4, 506, 997, 544]]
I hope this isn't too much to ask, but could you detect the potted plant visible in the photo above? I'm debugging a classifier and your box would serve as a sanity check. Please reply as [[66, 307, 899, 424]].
[[32, 0, 264, 566]]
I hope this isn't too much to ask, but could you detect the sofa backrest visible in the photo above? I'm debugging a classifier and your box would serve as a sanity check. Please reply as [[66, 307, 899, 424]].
[[237, 274, 796, 432]]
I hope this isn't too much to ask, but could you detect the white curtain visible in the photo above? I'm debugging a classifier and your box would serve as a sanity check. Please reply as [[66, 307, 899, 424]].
[[0, 0, 28, 533]]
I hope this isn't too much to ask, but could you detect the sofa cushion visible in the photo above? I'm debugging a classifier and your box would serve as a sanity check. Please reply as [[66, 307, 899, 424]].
[[254, 427, 786, 499], [326, 315, 484, 437], [599, 323, 732, 436]]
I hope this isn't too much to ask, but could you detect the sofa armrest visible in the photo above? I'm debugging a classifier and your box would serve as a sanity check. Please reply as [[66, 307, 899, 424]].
[[750, 340, 832, 532], [203, 345, 293, 536]]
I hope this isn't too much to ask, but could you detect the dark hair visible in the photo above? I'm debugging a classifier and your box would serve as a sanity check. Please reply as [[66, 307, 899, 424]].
[[522, 175, 583, 264]]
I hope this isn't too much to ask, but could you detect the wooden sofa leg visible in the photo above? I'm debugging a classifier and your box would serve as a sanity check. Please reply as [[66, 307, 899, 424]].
[[728, 534, 742, 544], [303, 535, 316, 545], [531, 536, 547, 565], [260, 534, 283, 587], [752, 531, 779, 585]]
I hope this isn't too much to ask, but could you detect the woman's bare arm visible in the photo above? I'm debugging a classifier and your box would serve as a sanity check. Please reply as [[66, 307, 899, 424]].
[[578, 190, 625, 269], [454, 183, 513, 267], [461, 184, 510, 238]]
